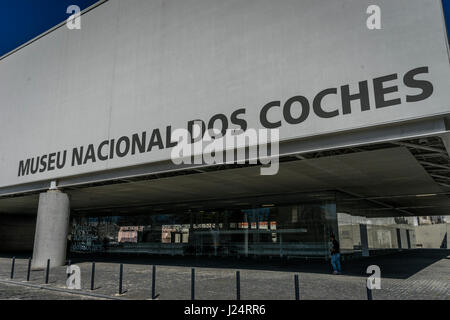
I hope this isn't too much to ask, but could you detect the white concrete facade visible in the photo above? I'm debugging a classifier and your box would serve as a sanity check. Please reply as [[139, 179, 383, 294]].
[[0, 0, 449, 192]]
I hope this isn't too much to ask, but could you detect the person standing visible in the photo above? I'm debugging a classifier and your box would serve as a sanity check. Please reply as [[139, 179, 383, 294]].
[[330, 234, 341, 274]]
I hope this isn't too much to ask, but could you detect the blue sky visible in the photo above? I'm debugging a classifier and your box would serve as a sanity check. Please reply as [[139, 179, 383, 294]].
[[0, 0, 450, 57], [444, 0, 450, 37], [0, 0, 99, 57], [443, 0, 450, 34]]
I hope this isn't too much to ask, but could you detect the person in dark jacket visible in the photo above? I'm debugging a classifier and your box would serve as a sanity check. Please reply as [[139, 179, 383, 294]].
[[330, 234, 341, 274]]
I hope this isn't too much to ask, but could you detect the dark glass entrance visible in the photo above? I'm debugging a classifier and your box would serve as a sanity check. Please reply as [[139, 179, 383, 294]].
[[70, 193, 338, 258]]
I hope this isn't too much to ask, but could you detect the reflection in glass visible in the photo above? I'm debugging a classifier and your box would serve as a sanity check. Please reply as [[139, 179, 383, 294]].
[[70, 200, 338, 258]]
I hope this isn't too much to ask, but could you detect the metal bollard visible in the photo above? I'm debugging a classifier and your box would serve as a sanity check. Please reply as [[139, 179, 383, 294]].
[[45, 259, 50, 284], [119, 264, 124, 295], [152, 265, 156, 300], [367, 287, 373, 300], [91, 262, 96, 291], [191, 268, 195, 300], [236, 271, 240, 300], [27, 257, 31, 282], [67, 260, 71, 280], [294, 275, 300, 300], [10, 257, 15, 279]]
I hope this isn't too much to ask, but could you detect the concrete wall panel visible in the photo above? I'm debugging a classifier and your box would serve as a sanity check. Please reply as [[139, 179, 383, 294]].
[[415, 223, 449, 248], [0, 0, 449, 188]]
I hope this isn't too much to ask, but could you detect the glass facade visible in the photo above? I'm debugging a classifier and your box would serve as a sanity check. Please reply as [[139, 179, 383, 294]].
[[69, 191, 417, 258], [336, 193, 417, 253], [70, 200, 338, 258], [337, 213, 416, 252]]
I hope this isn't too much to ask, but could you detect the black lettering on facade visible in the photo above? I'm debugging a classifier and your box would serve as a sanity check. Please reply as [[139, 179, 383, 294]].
[[132, 132, 147, 155], [231, 108, 248, 132], [98, 140, 109, 161], [109, 139, 115, 159], [341, 81, 370, 114], [188, 119, 206, 143], [39, 155, 48, 173], [374, 74, 401, 108], [30, 157, 39, 175], [147, 129, 164, 152], [84, 144, 97, 164], [117, 137, 131, 158], [208, 114, 229, 138], [18, 159, 31, 177], [404, 66, 434, 103], [56, 151, 67, 169], [283, 96, 310, 125], [166, 126, 178, 148], [47, 153, 56, 171], [260, 101, 281, 129], [313, 88, 339, 118], [72, 147, 84, 166]]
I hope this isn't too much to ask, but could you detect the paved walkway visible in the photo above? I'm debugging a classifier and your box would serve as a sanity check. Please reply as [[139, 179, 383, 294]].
[[0, 249, 448, 300], [0, 282, 99, 300]]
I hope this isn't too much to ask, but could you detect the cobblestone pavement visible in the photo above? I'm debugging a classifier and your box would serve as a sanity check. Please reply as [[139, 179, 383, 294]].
[[0, 282, 99, 300], [0, 249, 448, 300]]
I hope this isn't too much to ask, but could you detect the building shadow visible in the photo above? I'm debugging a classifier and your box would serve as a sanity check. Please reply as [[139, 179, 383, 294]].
[[63, 249, 450, 280]]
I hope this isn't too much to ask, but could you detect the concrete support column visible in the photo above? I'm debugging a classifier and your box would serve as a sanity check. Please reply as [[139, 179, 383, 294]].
[[32, 190, 70, 269]]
